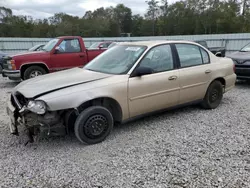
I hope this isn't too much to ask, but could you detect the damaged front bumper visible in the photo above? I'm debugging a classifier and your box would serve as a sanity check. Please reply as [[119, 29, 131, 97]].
[[6, 96, 19, 135], [6, 93, 67, 144]]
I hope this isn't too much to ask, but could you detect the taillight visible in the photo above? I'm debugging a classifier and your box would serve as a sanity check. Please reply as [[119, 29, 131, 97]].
[[10, 60, 16, 70]]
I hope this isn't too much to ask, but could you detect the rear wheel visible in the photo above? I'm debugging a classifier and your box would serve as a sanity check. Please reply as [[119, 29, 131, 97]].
[[201, 80, 223, 109], [74, 106, 114, 144], [23, 66, 47, 80]]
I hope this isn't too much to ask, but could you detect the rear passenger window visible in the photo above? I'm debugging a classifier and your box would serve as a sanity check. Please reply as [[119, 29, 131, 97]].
[[200, 48, 209, 64], [176, 44, 203, 68]]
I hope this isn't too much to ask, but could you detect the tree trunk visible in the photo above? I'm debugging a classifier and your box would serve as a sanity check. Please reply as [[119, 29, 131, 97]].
[[242, 0, 247, 16]]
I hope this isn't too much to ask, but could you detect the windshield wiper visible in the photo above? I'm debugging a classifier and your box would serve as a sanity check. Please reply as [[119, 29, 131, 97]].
[[240, 50, 249, 52]]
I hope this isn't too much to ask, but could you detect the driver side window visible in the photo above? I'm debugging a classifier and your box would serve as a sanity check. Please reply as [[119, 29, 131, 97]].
[[139, 44, 174, 73], [58, 39, 81, 53]]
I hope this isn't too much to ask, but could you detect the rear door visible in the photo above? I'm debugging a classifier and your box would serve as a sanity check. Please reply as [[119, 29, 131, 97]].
[[175, 43, 212, 104], [50, 38, 86, 71]]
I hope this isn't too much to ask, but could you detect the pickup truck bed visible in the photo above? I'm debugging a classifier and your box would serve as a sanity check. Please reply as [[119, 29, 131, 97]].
[[195, 40, 226, 57]]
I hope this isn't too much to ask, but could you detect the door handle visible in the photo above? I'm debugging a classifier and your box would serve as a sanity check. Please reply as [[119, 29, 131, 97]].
[[205, 70, 211, 74], [79, 55, 85, 58], [168, 75, 178, 80]]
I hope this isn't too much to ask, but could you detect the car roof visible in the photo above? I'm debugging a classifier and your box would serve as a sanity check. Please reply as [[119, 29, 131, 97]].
[[119, 40, 199, 47], [57, 36, 82, 39]]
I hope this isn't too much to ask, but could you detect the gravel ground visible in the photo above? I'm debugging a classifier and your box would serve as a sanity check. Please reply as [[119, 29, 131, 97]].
[[0, 76, 250, 188]]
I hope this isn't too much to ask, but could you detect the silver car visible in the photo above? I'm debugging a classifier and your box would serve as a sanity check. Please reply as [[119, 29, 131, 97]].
[[6, 41, 236, 145]]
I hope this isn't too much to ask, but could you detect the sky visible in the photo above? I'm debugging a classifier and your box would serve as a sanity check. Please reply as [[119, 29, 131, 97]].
[[1, 0, 175, 19]]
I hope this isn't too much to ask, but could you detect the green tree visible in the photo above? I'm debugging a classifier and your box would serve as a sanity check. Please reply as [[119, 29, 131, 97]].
[[132, 14, 144, 36], [114, 4, 132, 34], [0, 0, 250, 38], [145, 0, 160, 36]]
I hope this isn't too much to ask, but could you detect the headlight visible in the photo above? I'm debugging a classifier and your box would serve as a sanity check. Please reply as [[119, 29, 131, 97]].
[[27, 100, 47, 114], [7, 59, 16, 70]]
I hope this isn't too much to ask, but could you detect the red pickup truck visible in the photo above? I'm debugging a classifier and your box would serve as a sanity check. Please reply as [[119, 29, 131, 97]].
[[2, 36, 106, 80]]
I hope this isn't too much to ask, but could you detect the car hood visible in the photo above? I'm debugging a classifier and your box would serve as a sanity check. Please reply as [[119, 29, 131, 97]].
[[9, 51, 48, 59], [226, 51, 250, 60], [14, 68, 112, 98]]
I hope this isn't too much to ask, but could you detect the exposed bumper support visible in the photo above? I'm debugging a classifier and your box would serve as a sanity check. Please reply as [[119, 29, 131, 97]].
[[7, 95, 67, 145], [6, 97, 19, 135]]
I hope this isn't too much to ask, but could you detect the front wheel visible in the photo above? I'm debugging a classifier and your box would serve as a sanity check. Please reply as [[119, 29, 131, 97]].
[[201, 80, 223, 109], [74, 106, 114, 144], [23, 66, 47, 80]]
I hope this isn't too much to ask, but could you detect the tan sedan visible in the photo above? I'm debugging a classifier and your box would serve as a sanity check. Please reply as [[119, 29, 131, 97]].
[[6, 41, 236, 144]]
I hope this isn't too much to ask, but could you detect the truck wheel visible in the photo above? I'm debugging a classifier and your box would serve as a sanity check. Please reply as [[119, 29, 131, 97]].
[[201, 80, 223, 109], [74, 106, 114, 144], [23, 66, 47, 80]]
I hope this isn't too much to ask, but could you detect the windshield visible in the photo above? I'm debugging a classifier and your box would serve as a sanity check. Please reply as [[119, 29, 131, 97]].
[[42, 39, 59, 52], [88, 42, 101, 49], [28, 44, 40, 51], [240, 42, 250, 52], [84, 45, 147, 74]]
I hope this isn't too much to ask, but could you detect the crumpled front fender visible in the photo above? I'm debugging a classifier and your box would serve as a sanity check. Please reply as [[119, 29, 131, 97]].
[[37, 75, 130, 120]]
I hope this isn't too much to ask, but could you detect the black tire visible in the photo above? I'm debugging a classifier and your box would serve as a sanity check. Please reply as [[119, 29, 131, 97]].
[[64, 110, 77, 134], [201, 80, 223, 109], [23, 65, 47, 80], [74, 106, 114, 144]]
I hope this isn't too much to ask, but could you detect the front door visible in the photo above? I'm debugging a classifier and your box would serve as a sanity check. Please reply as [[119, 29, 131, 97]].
[[50, 38, 86, 71], [175, 43, 212, 104], [128, 44, 180, 118]]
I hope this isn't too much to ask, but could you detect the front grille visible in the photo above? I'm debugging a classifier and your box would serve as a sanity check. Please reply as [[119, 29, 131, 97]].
[[234, 65, 250, 77], [235, 63, 250, 68], [2, 59, 9, 69], [2, 56, 13, 70]]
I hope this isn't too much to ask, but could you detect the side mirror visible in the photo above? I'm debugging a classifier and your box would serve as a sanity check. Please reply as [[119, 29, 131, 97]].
[[133, 66, 153, 77], [99, 44, 104, 49], [54, 46, 60, 54]]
